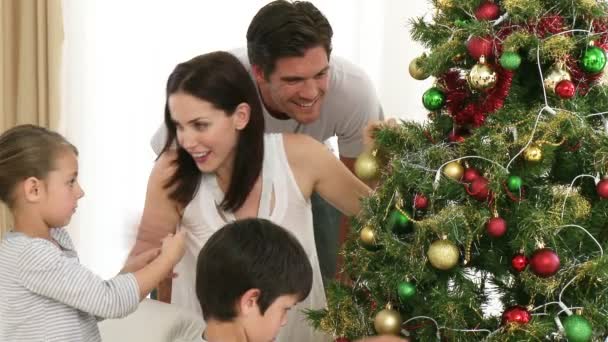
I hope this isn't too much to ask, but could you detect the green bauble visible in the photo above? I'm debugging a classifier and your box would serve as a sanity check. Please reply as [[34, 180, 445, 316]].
[[422, 87, 446, 111], [507, 175, 523, 192], [563, 314, 593, 342], [397, 281, 416, 301], [388, 209, 412, 235], [581, 46, 606, 74], [500, 51, 521, 70], [454, 19, 469, 27]]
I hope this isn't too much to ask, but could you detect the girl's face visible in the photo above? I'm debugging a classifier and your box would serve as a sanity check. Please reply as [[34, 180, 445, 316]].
[[40, 150, 84, 228], [168, 92, 249, 176]]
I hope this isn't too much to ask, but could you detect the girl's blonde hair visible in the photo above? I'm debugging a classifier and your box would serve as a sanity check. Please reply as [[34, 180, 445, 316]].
[[0, 125, 78, 209]]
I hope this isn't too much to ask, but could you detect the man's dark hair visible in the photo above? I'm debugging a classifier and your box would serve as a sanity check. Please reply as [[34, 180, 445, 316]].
[[195, 218, 313, 321], [246, 0, 333, 78]]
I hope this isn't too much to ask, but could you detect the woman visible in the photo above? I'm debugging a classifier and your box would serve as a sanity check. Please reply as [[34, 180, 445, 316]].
[[130, 51, 370, 341]]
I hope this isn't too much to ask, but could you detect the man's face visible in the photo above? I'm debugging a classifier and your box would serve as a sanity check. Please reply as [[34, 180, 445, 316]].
[[254, 46, 330, 124]]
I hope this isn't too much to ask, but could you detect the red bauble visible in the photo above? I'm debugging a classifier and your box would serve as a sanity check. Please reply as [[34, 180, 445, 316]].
[[463, 168, 481, 183], [414, 194, 429, 210], [335, 338, 350, 342], [555, 79, 575, 99], [529, 248, 560, 277], [475, 1, 501, 21], [448, 130, 465, 143], [511, 253, 528, 272], [466, 36, 494, 60], [597, 179, 608, 199], [468, 176, 490, 201], [486, 217, 507, 238], [501, 305, 531, 325]]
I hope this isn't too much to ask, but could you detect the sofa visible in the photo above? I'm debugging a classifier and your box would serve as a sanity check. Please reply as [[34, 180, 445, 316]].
[[98, 299, 204, 342]]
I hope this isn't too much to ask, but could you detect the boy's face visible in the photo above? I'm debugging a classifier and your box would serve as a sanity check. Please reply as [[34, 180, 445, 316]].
[[243, 293, 300, 342]]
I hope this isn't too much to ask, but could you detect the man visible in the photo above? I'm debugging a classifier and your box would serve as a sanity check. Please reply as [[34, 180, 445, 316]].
[[151, 0, 383, 287], [244, 0, 383, 284]]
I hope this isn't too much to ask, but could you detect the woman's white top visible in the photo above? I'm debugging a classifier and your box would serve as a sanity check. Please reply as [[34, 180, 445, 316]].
[[172, 133, 330, 342]]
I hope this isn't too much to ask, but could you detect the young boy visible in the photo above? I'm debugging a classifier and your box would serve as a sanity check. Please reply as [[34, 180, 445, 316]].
[[194, 218, 407, 342]]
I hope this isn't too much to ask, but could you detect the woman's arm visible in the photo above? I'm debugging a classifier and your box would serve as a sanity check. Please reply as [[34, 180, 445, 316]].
[[284, 134, 371, 217], [284, 134, 372, 282], [129, 151, 183, 258]]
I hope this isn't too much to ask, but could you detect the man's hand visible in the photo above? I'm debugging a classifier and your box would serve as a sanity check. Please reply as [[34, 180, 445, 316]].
[[363, 118, 398, 149], [120, 248, 161, 274]]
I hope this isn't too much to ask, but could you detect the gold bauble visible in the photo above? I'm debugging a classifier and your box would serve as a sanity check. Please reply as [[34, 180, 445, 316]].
[[436, 0, 453, 9], [354, 151, 379, 181], [409, 57, 429, 80], [523, 145, 543, 162], [452, 53, 465, 63], [427, 239, 460, 270], [468, 61, 497, 90], [359, 226, 377, 248], [544, 67, 571, 93], [443, 161, 464, 181], [373, 308, 403, 335]]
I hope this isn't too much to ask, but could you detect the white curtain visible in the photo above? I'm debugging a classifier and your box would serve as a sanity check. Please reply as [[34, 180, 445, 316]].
[[60, 0, 432, 277]]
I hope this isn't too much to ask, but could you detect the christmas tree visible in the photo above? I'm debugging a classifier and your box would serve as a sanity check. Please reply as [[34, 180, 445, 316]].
[[309, 0, 608, 341]]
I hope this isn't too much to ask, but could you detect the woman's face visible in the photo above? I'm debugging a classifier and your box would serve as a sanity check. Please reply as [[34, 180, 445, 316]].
[[168, 92, 248, 176]]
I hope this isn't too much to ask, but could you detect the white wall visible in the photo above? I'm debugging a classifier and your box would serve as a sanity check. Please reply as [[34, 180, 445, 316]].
[[60, 0, 432, 277], [379, 0, 433, 121]]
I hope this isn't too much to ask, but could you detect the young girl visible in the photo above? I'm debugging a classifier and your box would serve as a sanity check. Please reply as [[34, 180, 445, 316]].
[[0, 125, 186, 342], [129, 51, 371, 341]]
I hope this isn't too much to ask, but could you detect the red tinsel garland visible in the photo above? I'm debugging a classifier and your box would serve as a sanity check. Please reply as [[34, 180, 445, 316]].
[[525, 15, 605, 94], [563, 20, 608, 94], [565, 55, 602, 95], [439, 14, 607, 127], [535, 15, 568, 38], [439, 67, 514, 127], [592, 20, 608, 51]]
